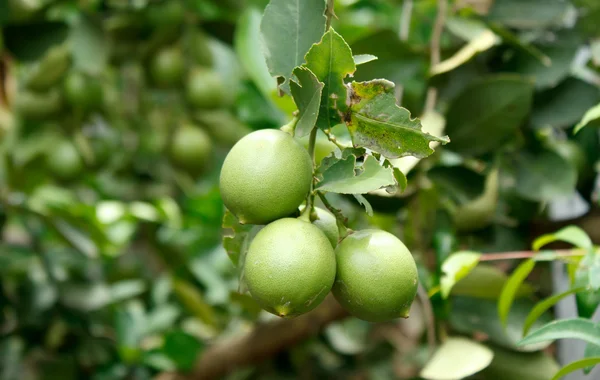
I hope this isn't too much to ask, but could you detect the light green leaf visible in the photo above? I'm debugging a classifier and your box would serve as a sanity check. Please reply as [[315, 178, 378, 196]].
[[352, 194, 373, 216], [519, 318, 600, 347], [445, 76, 533, 155], [70, 15, 107, 75], [431, 30, 499, 76], [348, 80, 449, 159], [487, 0, 571, 29], [305, 28, 356, 130], [420, 337, 493, 380], [533, 225, 592, 251], [440, 251, 481, 298], [523, 287, 586, 336], [499, 259, 535, 327], [316, 154, 396, 194], [222, 209, 254, 266], [353, 54, 377, 65], [574, 103, 600, 134], [515, 149, 577, 202], [260, 0, 326, 91], [234, 7, 276, 97], [584, 342, 600, 374], [551, 357, 600, 380], [290, 66, 324, 137]]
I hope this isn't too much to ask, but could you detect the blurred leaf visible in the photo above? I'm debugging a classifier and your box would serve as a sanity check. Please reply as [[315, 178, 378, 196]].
[[208, 37, 243, 98], [352, 194, 373, 216], [451, 264, 534, 299], [420, 337, 493, 380], [445, 76, 533, 155], [190, 255, 230, 305], [348, 80, 449, 159], [71, 15, 107, 75], [353, 54, 377, 65], [109, 280, 147, 304], [260, 0, 326, 91], [143, 305, 180, 336], [523, 287, 586, 336], [324, 319, 369, 355], [584, 342, 600, 374], [305, 29, 356, 130], [574, 102, 600, 134], [431, 30, 499, 76], [482, 345, 560, 380], [439, 251, 481, 298], [451, 297, 553, 352], [499, 259, 535, 327], [51, 219, 99, 258], [234, 7, 276, 96], [518, 318, 600, 347], [24, 44, 71, 91], [515, 149, 577, 202], [531, 79, 600, 130], [222, 209, 254, 266], [290, 66, 324, 137], [533, 225, 592, 251], [454, 169, 499, 231], [162, 330, 204, 371], [60, 283, 111, 311], [172, 278, 217, 327], [316, 154, 397, 194], [3, 22, 69, 61], [551, 357, 600, 380], [0, 337, 24, 380], [487, 0, 571, 29], [115, 303, 144, 364]]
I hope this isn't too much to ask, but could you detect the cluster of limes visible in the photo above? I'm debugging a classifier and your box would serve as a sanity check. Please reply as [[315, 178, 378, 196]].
[[219, 129, 419, 322]]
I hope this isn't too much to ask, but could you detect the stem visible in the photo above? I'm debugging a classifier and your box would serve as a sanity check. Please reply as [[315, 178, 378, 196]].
[[323, 129, 349, 150], [396, 0, 413, 105], [478, 249, 585, 262], [317, 191, 350, 240], [303, 127, 319, 220], [325, 0, 336, 30], [424, 0, 448, 113], [417, 283, 436, 358]]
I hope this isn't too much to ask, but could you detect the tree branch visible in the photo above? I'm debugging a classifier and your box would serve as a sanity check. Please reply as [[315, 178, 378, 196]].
[[181, 295, 347, 380]]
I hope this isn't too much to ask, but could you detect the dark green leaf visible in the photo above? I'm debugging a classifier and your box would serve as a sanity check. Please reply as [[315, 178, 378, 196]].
[[162, 330, 204, 371], [348, 80, 449, 158], [260, 0, 326, 91], [3, 22, 69, 61], [515, 149, 577, 202], [482, 345, 560, 380], [518, 318, 600, 347], [305, 28, 356, 130], [487, 0, 571, 29], [445, 76, 533, 155], [290, 66, 324, 137], [499, 259, 535, 327]]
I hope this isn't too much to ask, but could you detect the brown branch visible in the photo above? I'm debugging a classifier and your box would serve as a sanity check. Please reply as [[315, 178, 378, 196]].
[[182, 295, 347, 380], [424, 0, 448, 113], [478, 249, 585, 262]]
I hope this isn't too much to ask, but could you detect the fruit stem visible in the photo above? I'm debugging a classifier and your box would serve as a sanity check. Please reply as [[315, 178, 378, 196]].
[[304, 126, 319, 220], [317, 191, 350, 238], [325, 0, 336, 30], [280, 116, 298, 136]]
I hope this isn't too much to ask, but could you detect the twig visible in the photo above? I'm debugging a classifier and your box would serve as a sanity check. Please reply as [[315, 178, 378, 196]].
[[325, 0, 336, 30], [300, 127, 319, 221], [317, 191, 350, 231], [478, 249, 584, 262], [424, 0, 448, 113], [396, 0, 414, 104], [417, 283, 436, 357]]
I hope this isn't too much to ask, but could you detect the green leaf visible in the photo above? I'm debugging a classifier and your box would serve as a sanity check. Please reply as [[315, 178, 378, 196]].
[[24, 44, 71, 91], [551, 357, 600, 380], [451, 297, 553, 352], [420, 337, 493, 380], [234, 7, 276, 97], [451, 264, 534, 299], [519, 318, 600, 347], [499, 259, 535, 327], [453, 168, 499, 232], [3, 22, 69, 62], [482, 346, 560, 380], [574, 253, 600, 317], [487, 0, 571, 29], [222, 209, 254, 266], [574, 103, 600, 134], [172, 278, 217, 327], [353, 54, 377, 65], [352, 194, 373, 216], [523, 287, 587, 336], [515, 149, 577, 202], [533, 225, 593, 251], [70, 15, 107, 75], [316, 154, 397, 194], [431, 30, 500, 76], [531, 79, 600, 130], [439, 251, 481, 298], [324, 319, 369, 355], [260, 0, 326, 91], [162, 331, 204, 371], [348, 80, 449, 159], [445, 76, 533, 155], [584, 342, 600, 374], [305, 28, 356, 130], [290, 66, 324, 137]]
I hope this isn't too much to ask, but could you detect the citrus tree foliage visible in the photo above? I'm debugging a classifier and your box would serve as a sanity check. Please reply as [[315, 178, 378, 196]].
[[0, 0, 600, 379]]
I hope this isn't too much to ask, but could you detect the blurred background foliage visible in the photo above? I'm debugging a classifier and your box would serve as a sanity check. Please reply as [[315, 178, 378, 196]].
[[0, 0, 600, 379]]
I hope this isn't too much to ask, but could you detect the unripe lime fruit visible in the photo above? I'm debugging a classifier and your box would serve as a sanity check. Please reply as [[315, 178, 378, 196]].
[[299, 205, 339, 247], [332, 229, 418, 322], [63, 72, 103, 111], [186, 68, 229, 109], [169, 124, 211, 173], [47, 140, 84, 180], [150, 47, 184, 87], [244, 218, 336, 317], [219, 129, 312, 225]]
